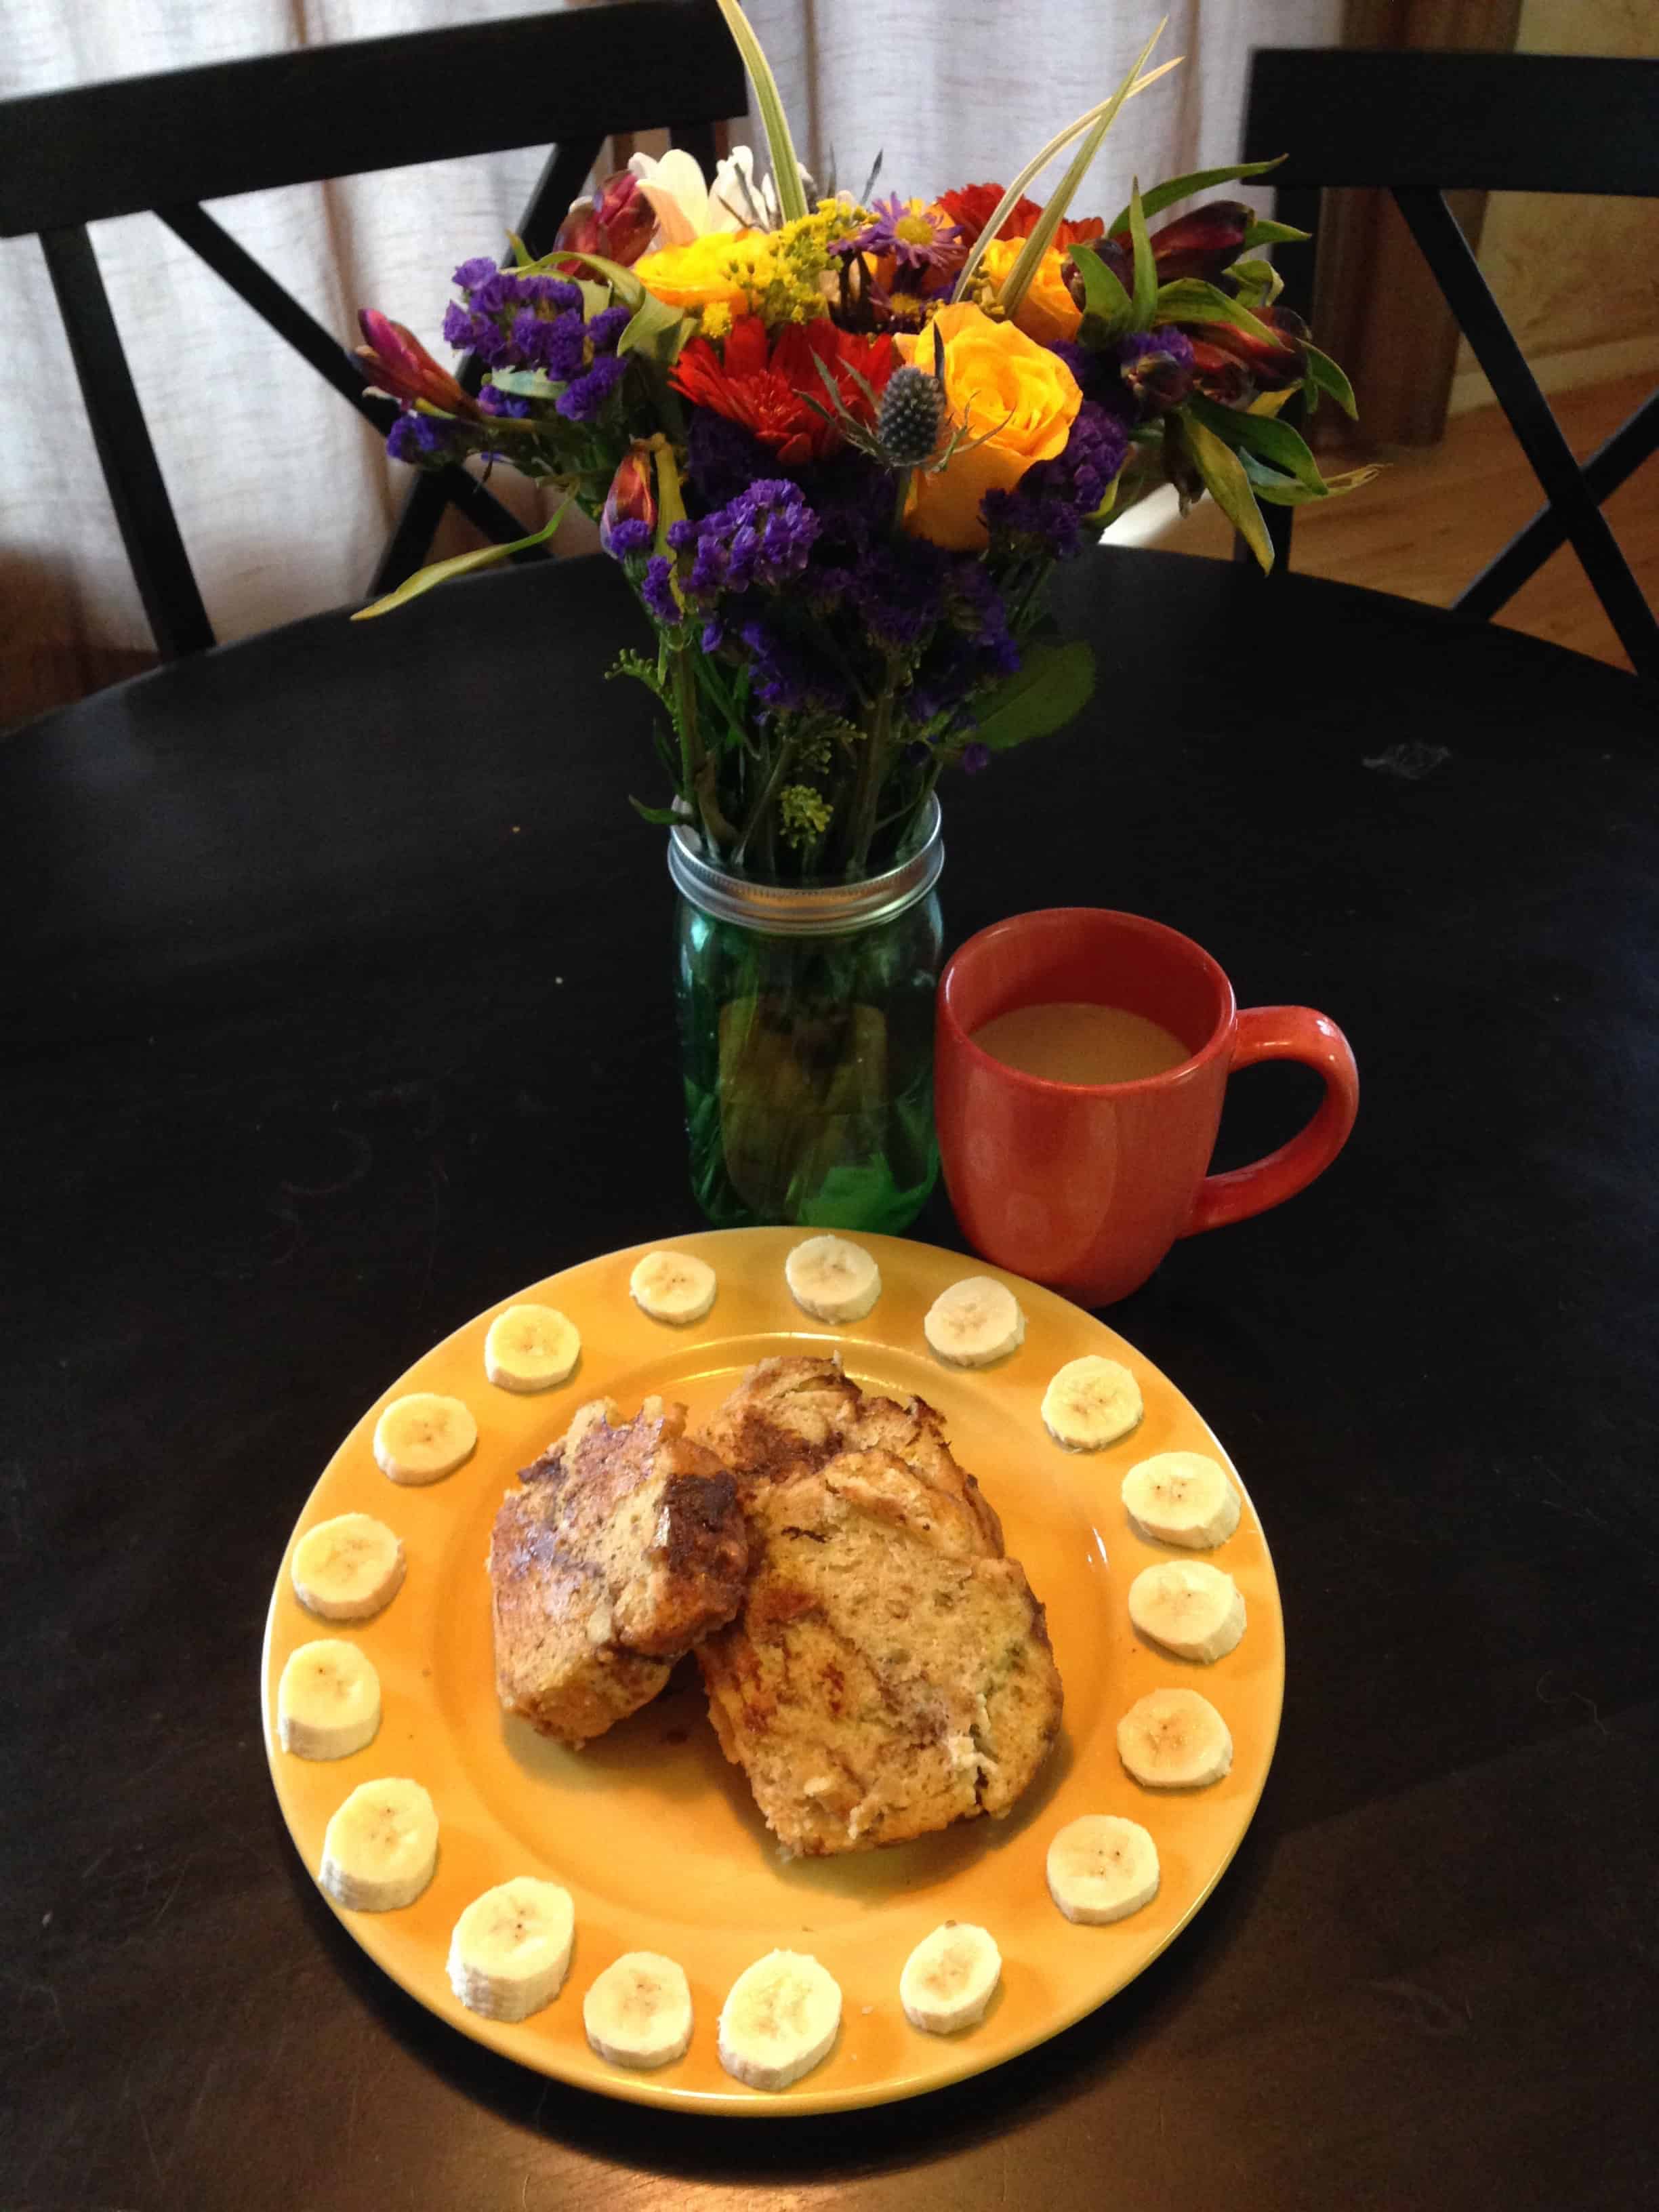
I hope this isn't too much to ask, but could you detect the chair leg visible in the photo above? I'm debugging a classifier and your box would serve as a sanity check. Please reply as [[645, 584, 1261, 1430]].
[[1456, 387, 1659, 621], [1395, 189, 1659, 678], [41, 226, 213, 658]]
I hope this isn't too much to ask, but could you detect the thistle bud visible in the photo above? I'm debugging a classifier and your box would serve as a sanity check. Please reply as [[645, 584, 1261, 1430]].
[[876, 365, 945, 467]]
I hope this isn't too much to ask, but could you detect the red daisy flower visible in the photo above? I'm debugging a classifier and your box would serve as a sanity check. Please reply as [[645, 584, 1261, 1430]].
[[936, 183, 1105, 253], [670, 319, 897, 468]]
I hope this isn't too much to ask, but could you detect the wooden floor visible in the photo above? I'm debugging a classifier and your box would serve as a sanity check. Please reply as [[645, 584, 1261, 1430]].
[[1147, 371, 1657, 673]]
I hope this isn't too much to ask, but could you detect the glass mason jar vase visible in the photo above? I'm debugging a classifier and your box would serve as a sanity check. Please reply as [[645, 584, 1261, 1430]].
[[670, 798, 945, 1234]]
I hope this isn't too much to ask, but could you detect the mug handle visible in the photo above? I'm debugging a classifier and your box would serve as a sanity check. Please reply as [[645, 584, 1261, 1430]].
[[1183, 1006, 1359, 1236]]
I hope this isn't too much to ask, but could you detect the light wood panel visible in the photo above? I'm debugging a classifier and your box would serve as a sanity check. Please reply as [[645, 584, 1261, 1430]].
[[1145, 373, 1659, 673]]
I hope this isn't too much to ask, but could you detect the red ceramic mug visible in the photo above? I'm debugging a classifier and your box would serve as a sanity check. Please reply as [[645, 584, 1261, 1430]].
[[936, 909, 1359, 1306]]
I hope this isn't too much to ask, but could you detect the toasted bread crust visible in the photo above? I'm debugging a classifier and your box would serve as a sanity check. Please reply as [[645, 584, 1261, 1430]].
[[698, 1365, 1063, 1855], [491, 1399, 748, 1746]]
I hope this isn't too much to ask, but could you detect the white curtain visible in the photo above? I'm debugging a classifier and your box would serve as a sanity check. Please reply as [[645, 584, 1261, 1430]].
[[1, 0, 1339, 663]]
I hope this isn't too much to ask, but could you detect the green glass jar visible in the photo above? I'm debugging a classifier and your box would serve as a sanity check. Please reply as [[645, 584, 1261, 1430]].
[[670, 798, 945, 1234]]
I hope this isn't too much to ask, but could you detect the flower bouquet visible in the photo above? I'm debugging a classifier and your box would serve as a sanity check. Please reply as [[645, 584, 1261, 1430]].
[[357, 7, 1369, 1232]]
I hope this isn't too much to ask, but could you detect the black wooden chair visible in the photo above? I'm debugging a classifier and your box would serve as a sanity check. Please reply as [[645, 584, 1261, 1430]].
[[1240, 49, 1659, 679], [0, 1, 745, 658]]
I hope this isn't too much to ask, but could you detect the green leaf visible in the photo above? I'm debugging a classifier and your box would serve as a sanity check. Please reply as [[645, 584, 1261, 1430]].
[[617, 288, 691, 366], [1241, 217, 1310, 247], [629, 796, 683, 825], [1127, 177, 1157, 329], [969, 640, 1097, 750], [1106, 156, 1284, 234], [1303, 340, 1358, 419], [712, 0, 809, 224], [351, 497, 571, 619], [575, 278, 611, 322], [1187, 391, 1324, 491], [1240, 450, 1381, 506], [1068, 243, 1133, 334], [1153, 279, 1278, 346], [1225, 255, 1283, 309], [1185, 416, 1272, 570], [993, 23, 1168, 319], [487, 367, 559, 398], [954, 29, 1179, 302], [533, 249, 644, 305]]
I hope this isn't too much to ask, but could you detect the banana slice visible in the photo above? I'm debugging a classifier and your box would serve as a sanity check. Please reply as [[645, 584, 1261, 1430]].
[[783, 1236, 881, 1324], [447, 1877, 575, 2022], [1122, 1451, 1240, 1549], [1046, 1814, 1162, 1924], [1117, 1688, 1233, 1789], [1128, 1559, 1246, 1662], [319, 1778, 438, 1910], [291, 1512, 406, 1622], [278, 1639, 382, 1760], [584, 1950, 694, 2068], [484, 1304, 581, 1393], [923, 1277, 1026, 1368], [718, 1949, 842, 2090], [899, 1922, 1002, 2033], [1041, 1355, 1144, 1450], [630, 1250, 718, 1326], [373, 1393, 477, 1484]]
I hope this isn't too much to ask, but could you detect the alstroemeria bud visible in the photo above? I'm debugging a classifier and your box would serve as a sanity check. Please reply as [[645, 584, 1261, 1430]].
[[1195, 303, 1307, 390], [1188, 337, 1254, 407], [556, 171, 657, 268], [1144, 200, 1254, 283], [356, 309, 480, 415], [600, 442, 658, 558], [1119, 327, 1195, 411]]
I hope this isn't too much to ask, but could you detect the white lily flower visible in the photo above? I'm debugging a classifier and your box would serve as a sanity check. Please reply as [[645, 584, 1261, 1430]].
[[710, 144, 817, 231], [628, 147, 739, 244]]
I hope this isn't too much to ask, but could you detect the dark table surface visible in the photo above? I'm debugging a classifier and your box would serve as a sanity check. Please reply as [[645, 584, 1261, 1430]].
[[3, 546, 1656, 2211]]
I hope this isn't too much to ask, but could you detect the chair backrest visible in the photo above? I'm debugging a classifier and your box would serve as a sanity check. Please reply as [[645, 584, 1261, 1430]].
[[0, 1, 745, 657], [1240, 49, 1659, 680]]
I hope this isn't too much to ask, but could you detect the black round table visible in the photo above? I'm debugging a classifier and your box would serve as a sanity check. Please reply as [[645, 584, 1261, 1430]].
[[3, 548, 1655, 2211]]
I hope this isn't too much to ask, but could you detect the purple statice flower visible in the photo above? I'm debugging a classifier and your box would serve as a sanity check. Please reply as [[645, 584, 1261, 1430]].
[[982, 400, 1128, 558], [850, 538, 950, 650], [384, 411, 460, 465], [838, 195, 964, 283], [478, 384, 530, 418], [585, 303, 632, 352], [1118, 325, 1195, 411], [732, 615, 842, 716], [676, 480, 820, 602], [962, 743, 992, 775], [639, 556, 680, 626], [508, 308, 585, 380], [556, 348, 629, 422], [607, 517, 653, 558], [453, 255, 499, 290], [442, 300, 506, 363], [684, 409, 773, 509]]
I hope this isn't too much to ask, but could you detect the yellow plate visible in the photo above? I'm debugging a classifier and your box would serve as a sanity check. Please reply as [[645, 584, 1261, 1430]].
[[262, 1228, 1283, 2114]]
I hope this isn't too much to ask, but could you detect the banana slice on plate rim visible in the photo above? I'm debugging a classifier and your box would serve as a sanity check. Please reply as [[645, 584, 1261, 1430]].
[[630, 1250, 718, 1325], [899, 1921, 1002, 2032], [584, 1950, 695, 2068], [1041, 1355, 1144, 1451], [718, 1949, 842, 2089], [1046, 1814, 1162, 1925], [447, 1877, 575, 2022], [1128, 1559, 1247, 1663], [278, 1638, 382, 1760], [484, 1303, 581, 1393], [319, 1777, 438, 1911], [1117, 1687, 1234, 1789], [373, 1391, 477, 1484], [290, 1511, 405, 1622], [783, 1235, 881, 1324], [923, 1276, 1026, 1368], [1122, 1450, 1242, 1549]]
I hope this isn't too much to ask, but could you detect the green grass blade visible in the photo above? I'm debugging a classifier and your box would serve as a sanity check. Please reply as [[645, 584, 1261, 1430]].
[[712, 0, 808, 224], [352, 497, 571, 619], [993, 22, 1168, 318], [953, 41, 1179, 302], [1106, 156, 1284, 234], [1127, 178, 1157, 328]]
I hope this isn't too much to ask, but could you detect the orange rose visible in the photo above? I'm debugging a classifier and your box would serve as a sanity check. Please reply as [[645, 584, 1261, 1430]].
[[632, 234, 757, 314], [976, 238, 1082, 348], [895, 304, 1082, 550]]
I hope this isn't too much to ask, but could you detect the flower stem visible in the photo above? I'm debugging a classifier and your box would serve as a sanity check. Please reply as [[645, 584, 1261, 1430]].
[[674, 645, 734, 853], [847, 684, 895, 876]]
